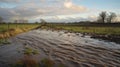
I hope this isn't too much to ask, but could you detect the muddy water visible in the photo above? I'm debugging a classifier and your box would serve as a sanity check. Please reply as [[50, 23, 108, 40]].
[[0, 29, 120, 67]]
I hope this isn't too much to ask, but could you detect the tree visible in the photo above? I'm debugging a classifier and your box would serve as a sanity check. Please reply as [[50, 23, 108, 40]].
[[98, 11, 107, 23], [0, 16, 3, 23], [107, 12, 117, 23], [40, 19, 47, 26], [35, 21, 39, 24]]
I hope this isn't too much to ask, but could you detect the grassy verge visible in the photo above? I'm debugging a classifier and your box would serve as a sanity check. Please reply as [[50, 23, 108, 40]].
[[0, 23, 40, 39], [45, 23, 120, 43], [47, 24, 120, 35]]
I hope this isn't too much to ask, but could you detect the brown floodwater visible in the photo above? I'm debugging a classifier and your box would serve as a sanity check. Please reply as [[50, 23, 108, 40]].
[[0, 29, 120, 67]]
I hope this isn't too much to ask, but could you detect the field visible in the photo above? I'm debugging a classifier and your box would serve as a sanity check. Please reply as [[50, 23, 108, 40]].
[[0, 23, 120, 39], [46, 23, 120, 43], [0, 23, 40, 39], [0, 23, 40, 33], [47, 23, 120, 35], [0, 23, 120, 44]]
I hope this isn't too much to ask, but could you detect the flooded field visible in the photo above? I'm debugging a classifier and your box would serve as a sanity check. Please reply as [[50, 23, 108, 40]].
[[0, 29, 120, 67]]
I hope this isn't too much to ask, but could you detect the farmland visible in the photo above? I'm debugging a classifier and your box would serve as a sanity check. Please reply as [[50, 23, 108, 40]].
[[0, 23, 40, 39], [0, 23, 120, 43], [1, 23, 120, 36], [0, 23, 40, 33], [0, 0, 120, 66], [46, 23, 120, 43], [47, 23, 120, 35]]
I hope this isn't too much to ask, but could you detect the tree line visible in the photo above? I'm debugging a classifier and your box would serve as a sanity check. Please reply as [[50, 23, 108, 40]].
[[97, 11, 117, 23]]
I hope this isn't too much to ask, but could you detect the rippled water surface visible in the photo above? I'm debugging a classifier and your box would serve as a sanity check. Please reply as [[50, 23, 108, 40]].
[[0, 29, 120, 67]]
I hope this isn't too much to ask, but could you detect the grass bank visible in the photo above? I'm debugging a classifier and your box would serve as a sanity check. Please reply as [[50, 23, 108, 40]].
[[47, 23, 120, 35], [0, 23, 40, 39], [46, 23, 120, 43]]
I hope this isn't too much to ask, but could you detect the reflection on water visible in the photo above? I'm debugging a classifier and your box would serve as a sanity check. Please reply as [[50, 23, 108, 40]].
[[0, 29, 120, 67], [16, 29, 120, 67]]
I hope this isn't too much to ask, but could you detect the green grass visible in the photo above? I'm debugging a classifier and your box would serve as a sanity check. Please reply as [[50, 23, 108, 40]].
[[0, 39, 11, 45], [24, 47, 39, 55], [0, 23, 40, 33], [47, 24, 120, 35], [0, 23, 40, 39], [0, 23, 120, 38]]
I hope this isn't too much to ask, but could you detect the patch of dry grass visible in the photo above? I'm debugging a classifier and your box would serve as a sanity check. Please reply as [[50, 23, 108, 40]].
[[0, 23, 40, 39], [12, 55, 39, 67], [0, 27, 37, 39]]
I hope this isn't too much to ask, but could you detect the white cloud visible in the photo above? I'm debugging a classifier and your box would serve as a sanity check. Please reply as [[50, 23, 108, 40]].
[[64, 0, 86, 11], [0, 0, 88, 22], [0, 0, 21, 3], [115, 14, 120, 22]]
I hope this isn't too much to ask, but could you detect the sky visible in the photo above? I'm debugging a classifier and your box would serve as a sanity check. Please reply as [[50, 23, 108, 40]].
[[0, 0, 120, 22]]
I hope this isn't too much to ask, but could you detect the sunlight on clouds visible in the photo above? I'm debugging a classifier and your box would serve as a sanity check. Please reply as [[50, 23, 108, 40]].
[[0, 0, 119, 22], [64, 1, 72, 8], [0, 0, 88, 22], [64, 0, 86, 11]]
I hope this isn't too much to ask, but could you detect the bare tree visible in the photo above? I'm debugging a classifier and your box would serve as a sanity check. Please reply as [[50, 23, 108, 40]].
[[107, 12, 117, 23], [98, 11, 107, 23], [40, 19, 47, 26]]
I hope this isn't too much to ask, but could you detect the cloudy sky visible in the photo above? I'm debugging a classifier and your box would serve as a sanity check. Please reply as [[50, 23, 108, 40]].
[[0, 0, 120, 22]]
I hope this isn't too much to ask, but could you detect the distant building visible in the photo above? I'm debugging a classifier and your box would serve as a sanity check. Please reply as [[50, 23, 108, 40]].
[[14, 20, 28, 23]]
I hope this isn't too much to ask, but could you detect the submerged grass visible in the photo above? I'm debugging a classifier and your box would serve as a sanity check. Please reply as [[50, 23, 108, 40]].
[[24, 47, 39, 55], [0, 38, 11, 45]]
